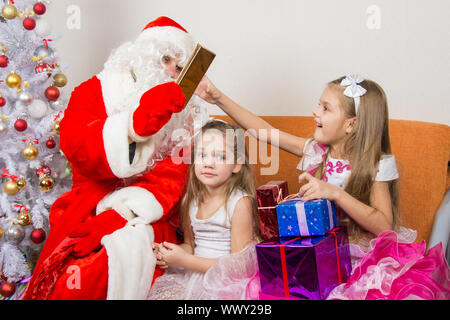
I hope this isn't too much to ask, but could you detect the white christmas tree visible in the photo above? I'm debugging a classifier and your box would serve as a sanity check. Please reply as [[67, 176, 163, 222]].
[[0, 0, 72, 299]]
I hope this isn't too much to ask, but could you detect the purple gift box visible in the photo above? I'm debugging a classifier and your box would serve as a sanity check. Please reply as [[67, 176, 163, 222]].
[[256, 227, 352, 300]]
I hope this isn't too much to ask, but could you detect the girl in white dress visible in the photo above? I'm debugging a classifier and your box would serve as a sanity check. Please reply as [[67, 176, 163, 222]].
[[148, 120, 261, 300], [196, 75, 449, 300]]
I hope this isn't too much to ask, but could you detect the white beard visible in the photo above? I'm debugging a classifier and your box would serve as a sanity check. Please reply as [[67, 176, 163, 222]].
[[98, 37, 210, 171]]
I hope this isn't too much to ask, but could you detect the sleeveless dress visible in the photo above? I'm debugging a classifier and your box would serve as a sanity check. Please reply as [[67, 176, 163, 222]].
[[296, 139, 450, 300], [147, 189, 258, 300]]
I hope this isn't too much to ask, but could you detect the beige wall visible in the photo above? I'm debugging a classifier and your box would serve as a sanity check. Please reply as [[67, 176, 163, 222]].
[[47, 0, 449, 125]]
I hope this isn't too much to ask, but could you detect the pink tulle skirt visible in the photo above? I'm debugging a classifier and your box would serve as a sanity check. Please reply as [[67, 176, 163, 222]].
[[147, 243, 258, 300], [327, 227, 450, 300]]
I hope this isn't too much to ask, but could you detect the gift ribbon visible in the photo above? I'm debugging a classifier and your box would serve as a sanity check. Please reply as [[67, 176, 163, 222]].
[[19, 277, 31, 284], [279, 236, 301, 298], [53, 111, 63, 122], [257, 192, 301, 210], [278, 193, 301, 204], [327, 227, 343, 285], [1, 168, 18, 181], [0, 277, 31, 288], [14, 204, 29, 212], [327, 200, 336, 229], [21, 137, 39, 145], [41, 38, 53, 49], [257, 184, 285, 210], [295, 200, 309, 236]]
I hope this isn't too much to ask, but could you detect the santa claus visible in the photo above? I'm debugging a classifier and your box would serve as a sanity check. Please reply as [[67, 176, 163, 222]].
[[23, 16, 208, 300]]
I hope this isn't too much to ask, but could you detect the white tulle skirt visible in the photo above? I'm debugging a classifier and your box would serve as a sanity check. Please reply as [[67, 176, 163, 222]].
[[147, 242, 258, 300]]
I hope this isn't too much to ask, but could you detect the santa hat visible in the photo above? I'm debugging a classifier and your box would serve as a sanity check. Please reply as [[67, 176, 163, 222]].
[[135, 16, 194, 53]]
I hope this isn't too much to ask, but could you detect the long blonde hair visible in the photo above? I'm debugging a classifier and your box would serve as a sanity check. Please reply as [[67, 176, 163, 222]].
[[180, 121, 261, 247], [313, 77, 400, 240]]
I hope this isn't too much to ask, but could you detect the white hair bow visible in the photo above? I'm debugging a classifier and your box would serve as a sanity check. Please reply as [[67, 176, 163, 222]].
[[340, 74, 367, 113]]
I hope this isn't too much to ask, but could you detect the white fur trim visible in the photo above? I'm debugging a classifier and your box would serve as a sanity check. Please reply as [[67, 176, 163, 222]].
[[102, 110, 155, 178], [98, 69, 147, 142], [102, 223, 156, 300], [135, 26, 195, 54], [128, 103, 149, 142], [97, 69, 136, 116], [96, 186, 164, 224], [97, 70, 157, 178]]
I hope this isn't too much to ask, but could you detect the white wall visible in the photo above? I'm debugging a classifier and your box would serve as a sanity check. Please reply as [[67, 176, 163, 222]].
[[47, 0, 449, 125]]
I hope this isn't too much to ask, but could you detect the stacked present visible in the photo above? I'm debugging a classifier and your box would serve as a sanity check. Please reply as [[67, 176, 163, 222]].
[[276, 198, 338, 237], [256, 181, 289, 240], [255, 181, 352, 300]]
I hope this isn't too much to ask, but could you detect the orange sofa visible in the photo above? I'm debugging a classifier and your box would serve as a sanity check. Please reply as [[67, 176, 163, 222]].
[[214, 115, 450, 243]]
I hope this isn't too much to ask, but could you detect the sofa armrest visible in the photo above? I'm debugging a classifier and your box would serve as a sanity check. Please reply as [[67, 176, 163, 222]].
[[428, 189, 450, 260]]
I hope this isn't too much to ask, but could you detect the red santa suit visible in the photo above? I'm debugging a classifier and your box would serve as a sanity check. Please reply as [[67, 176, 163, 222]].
[[23, 17, 202, 300]]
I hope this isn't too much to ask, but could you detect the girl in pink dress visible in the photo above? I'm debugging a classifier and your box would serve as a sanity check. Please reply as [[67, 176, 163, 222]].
[[196, 75, 450, 300], [147, 120, 261, 300]]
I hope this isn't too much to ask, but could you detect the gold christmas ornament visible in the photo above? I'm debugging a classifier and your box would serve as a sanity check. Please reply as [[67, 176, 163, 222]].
[[17, 8, 34, 19], [0, 226, 3, 238], [17, 211, 32, 226], [38, 176, 54, 192], [53, 73, 67, 87], [3, 180, 19, 195], [2, 4, 17, 20], [16, 178, 26, 189], [52, 120, 60, 135], [22, 143, 39, 160], [6, 71, 21, 88]]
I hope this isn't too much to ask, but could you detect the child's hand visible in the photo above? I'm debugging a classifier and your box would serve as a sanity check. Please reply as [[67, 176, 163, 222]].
[[158, 241, 190, 268], [298, 172, 341, 202], [194, 76, 222, 104], [152, 242, 168, 269]]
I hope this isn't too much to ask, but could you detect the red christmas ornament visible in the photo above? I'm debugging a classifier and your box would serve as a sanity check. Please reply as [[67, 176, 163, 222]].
[[46, 138, 56, 149], [30, 228, 46, 243], [0, 97, 6, 107], [36, 165, 51, 177], [45, 86, 60, 101], [0, 55, 8, 68], [34, 62, 53, 76], [0, 282, 16, 298], [33, 2, 47, 15], [14, 119, 28, 132], [23, 17, 36, 30]]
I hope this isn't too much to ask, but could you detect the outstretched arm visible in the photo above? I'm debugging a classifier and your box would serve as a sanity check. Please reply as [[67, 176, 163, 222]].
[[195, 76, 307, 157]]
